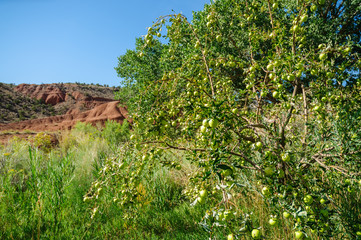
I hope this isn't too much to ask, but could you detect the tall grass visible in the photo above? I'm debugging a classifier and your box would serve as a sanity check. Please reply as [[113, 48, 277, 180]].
[[0, 121, 353, 239]]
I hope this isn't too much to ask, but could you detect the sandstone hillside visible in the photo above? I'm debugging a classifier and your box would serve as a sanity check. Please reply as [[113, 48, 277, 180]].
[[0, 82, 120, 123]]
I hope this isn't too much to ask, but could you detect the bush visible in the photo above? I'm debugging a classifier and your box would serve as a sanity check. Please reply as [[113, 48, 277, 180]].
[[101, 119, 130, 145], [73, 121, 99, 136], [32, 132, 54, 152]]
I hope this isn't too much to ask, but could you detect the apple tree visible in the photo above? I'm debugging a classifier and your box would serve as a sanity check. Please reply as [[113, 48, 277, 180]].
[[90, 0, 361, 238]]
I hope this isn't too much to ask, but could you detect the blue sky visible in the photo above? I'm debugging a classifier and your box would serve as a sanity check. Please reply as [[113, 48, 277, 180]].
[[0, 0, 210, 87]]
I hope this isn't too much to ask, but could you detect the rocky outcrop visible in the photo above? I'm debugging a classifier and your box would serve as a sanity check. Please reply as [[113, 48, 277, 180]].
[[14, 83, 116, 113], [15, 84, 66, 105], [0, 101, 128, 132]]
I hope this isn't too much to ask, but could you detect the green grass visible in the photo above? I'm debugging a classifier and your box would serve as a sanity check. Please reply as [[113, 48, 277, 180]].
[[0, 122, 355, 239], [0, 122, 210, 239]]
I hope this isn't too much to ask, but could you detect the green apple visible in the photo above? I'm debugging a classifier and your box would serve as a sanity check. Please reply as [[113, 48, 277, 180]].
[[347, 186, 354, 193], [231, 108, 238, 114], [227, 234, 234, 240], [326, 72, 333, 78], [255, 141, 263, 149], [304, 195, 313, 205], [283, 211, 291, 218], [269, 72, 275, 79], [209, 119, 218, 128], [300, 14, 308, 23], [222, 169, 233, 177], [262, 186, 270, 196], [295, 231, 304, 239], [264, 166, 274, 176], [269, 218, 278, 226], [282, 153, 290, 162], [223, 210, 232, 220], [251, 229, 261, 239], [197, 196, 205, 204], [202, 119, 209, 126], [199, 190, 207, 198], [195, 41, 200, 48], [267, 63, 273, 71], [273, 91, 280, 98], [200, 126, 207, 134], [320, 198, 326, 204], [218, 212, 224, 221], [142, 155, 149, 161], [319, 53, 327, 61], [292, 25, 300, 32], [287, 74, 295, 81], [261, 91, 267, 97], [216, 35, 223, 42], [228, 61, 235, 67]]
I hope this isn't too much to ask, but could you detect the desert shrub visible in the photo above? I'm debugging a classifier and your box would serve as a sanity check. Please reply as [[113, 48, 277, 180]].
[[73, 121, 99, 136], [32, 132, 53, 152], [101, 119, 130, 145]]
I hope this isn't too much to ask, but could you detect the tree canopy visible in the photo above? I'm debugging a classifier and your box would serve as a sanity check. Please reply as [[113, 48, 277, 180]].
[[110, 0, 361, 238]]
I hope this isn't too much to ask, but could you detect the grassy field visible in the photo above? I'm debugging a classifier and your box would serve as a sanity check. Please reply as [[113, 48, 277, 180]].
[[0, 121, 355, 239]]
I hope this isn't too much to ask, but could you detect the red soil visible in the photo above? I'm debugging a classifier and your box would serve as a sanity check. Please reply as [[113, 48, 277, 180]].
[[0, 101, 128, 132], [15, 84, 66, 105]]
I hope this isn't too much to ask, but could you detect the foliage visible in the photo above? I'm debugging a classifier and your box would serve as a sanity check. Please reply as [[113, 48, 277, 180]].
[[73, 121, 99, 136], [101, 119, 130, 145], [113, 0, 361, 239], [32, 132, 54, 152], [114, 37, 166, 104]]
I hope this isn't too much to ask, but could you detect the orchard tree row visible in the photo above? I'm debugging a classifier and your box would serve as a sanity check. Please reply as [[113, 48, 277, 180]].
[[92, 0, 360, 239]]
